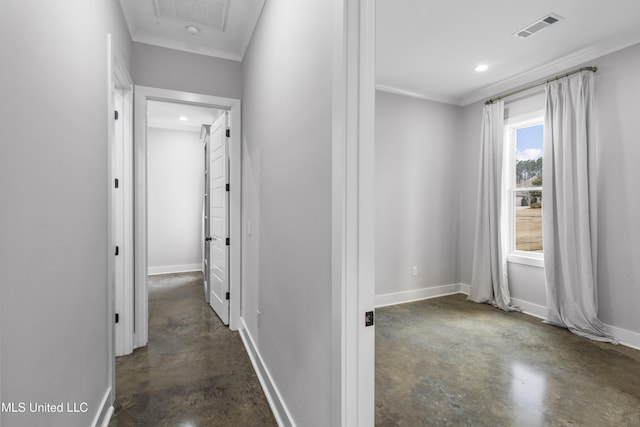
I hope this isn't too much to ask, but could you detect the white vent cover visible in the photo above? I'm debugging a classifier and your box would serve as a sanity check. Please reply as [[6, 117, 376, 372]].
[[153, 0, 229, 31], [513, 13, 563, 38]]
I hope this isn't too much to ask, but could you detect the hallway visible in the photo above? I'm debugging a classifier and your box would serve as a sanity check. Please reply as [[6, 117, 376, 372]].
[[110, 272, 276, 426]]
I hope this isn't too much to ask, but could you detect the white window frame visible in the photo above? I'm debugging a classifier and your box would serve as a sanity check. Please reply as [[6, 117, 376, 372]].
[[504, 110, 545, 268]]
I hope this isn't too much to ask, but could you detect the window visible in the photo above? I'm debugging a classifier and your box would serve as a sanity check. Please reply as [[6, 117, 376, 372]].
[[504, 112, 544, 266]]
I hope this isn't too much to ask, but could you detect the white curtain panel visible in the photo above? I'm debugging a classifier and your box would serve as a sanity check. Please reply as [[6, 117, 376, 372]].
[[469, 101, 517, 311], [543, 71, 617, 343]]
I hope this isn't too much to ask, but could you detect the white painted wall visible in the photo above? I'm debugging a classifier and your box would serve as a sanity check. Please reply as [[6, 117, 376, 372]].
[[132, 42, 243, 99], [375, 91, 461, 297], [457, 42, 640, 343], [0, 1, 132, 426], [148, 128, 204, 274], [241, 0, 333, 425]]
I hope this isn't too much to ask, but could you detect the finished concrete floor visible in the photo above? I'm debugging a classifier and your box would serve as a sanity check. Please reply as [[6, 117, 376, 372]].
[[375, 294, 640, 426], [111, 275, 640, 426], [110, 272, 276, 426]]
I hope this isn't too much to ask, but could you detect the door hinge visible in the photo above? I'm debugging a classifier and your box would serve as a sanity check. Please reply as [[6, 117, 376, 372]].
[[115, 246, 119, 256], [115, 313, 119, 323], [225, 237, 230, 246], [225, 128, 230, 138], [365, 311, 374, 327], [115, 178, 119, 188], [225, 291, 230, 300], [225, 183, 230, 192], [114, 110, 119, 120]]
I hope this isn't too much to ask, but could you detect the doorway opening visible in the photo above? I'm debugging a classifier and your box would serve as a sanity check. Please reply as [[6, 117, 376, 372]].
[[146, 100, 231, 324], [131, 87, 242, 352]]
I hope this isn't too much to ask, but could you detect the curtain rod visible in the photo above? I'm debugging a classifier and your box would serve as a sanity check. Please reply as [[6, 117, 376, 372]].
[[485, 66, 597, 105]]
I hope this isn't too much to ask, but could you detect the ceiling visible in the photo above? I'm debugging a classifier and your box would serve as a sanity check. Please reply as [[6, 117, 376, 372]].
[[148, 100, 220, 132], [119, 1, 640, 106], [118, 0, 265, 60], [377, 0, 640, 105]]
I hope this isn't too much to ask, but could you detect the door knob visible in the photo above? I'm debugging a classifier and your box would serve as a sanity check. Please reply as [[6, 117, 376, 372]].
[[205, 237, 213, 241]]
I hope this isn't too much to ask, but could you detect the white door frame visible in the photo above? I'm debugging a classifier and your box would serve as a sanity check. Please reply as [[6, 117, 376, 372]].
[[107, 33, 134, 402], [331, 0, 376, 426], [133, 86, 242, 349]]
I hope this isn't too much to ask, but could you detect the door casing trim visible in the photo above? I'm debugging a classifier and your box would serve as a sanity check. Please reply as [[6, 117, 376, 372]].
[[107, 34, 134, 409], [132, 86, 242, 350]]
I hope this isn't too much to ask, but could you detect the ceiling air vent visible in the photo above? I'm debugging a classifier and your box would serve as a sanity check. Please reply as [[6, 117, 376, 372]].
[[513, 13, 563, 38], [153, 0, 229, 32]]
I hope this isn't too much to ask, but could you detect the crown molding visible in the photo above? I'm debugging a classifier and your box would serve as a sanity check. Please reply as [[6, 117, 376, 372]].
[[459, 35, 640, 106], [377, 37, 640, 107], [132, 34, 242, 61], [375, 84, 462, 106]]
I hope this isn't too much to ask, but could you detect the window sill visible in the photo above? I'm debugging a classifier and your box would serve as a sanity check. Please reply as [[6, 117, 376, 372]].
[[507, 253, 544, 268]]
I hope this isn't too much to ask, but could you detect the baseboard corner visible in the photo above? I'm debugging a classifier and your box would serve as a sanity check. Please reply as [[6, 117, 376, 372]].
[[457, 282, 471, 295]]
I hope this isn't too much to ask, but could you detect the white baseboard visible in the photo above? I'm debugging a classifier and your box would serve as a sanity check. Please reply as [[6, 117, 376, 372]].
[[510, 297, 640, 349], [379, 283, 640, 350], [92, 388, 113, 427], [148, 263, 203, 275], [375, 283, 469, 308], [511, 297, 547, 319], [605, 323, 640, 350], [239, 318, 295, 427]]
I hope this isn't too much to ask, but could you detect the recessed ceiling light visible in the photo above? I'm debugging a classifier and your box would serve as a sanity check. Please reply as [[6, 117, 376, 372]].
[[179, 116, 188, 121], [475, 64, 489, 72], [185, 25, 200, 35]]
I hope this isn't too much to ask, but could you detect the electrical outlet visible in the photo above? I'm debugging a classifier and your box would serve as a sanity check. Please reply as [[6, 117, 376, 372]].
[[257, 310, 261, 329], [412, 266, 418, 276], [248, 221, 252, 236]]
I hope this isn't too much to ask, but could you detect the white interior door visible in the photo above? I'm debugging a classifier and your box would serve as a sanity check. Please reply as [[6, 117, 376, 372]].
[[207, 112, 229, 324], [109, 46, 134, 357], [112, 87, 129, 356], [112, 85, 134, 356], [202, 125, 211, 304], [113, 88, 124, 355]]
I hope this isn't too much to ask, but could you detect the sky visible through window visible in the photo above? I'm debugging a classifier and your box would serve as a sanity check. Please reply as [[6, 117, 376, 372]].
[[514, 123, 543, 252], [516, 124, 543, 161]]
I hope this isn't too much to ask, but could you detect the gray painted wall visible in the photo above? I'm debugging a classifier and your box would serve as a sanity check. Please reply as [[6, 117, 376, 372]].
[[457, 42, 640, 336], [0, 1, 132, 426], [132, 42, 243, 99], [589, 43, 640, 333], [375, 91, 461, 295], [241, 0, 333, 425], [457, 101, 483, 285]]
